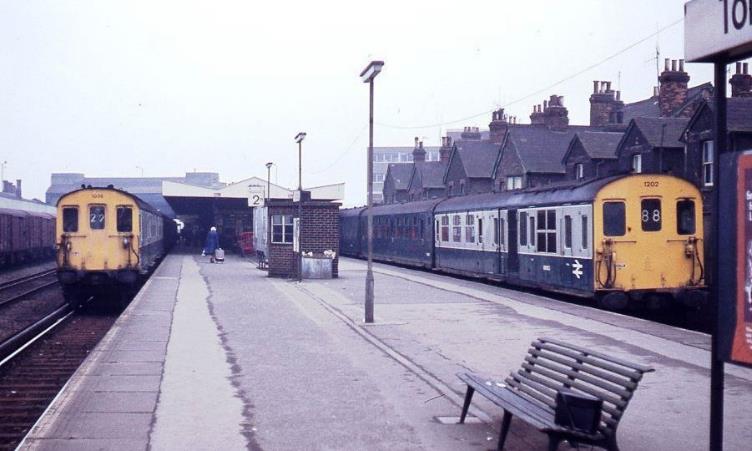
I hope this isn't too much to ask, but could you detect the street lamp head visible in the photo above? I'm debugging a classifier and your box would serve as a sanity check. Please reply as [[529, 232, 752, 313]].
[[360, 60, 384, 83], [295, 132, 307, 143], [265, 162, 273, 169]]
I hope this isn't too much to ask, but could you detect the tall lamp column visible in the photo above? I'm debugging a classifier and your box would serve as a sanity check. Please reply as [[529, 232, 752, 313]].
[[265, 162, 273, 202], [295, 132, 306, 282], [359, 60, 384, 323]]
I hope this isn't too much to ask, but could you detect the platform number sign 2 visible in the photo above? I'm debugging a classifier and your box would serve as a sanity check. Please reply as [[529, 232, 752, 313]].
[[248, 185, 266, 207], [641, 199, 661, 231]]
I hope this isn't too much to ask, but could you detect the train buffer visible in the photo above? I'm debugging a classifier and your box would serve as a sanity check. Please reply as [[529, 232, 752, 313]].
[[457, 337, 654, 451]]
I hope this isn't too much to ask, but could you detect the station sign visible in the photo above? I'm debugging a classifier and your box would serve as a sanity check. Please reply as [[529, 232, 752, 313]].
[[248, 184, 265, 207], [685, 0, 752, 62], [718, 150, 752, 368]]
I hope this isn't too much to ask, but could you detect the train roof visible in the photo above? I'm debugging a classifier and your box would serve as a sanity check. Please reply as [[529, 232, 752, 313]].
[[371, 197, 445, 215], [435, 175, 624, 213], [340, 206, 366, 217], [56, 186, 165, 217]]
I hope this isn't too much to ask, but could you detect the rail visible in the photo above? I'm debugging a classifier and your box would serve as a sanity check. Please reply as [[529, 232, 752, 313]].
[[0, 269, 58, 307]]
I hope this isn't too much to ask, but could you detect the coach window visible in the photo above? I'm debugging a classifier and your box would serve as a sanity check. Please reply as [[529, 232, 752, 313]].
[[117, 206, 133, 232], [89, 205, 105, 230], [465, 214, 475, 243], [272, 214, 294, 243], [581, 215, 588, 249], [520, 212, 528, 246], [494, 218, 500, 245], [529, 214, 536, 247], [641, 199, 661, 232], [62, 207, 78, 232], [499, 218, 506, 246], [536, 210, 557, 253], [478, 218, 483, 244], [452, 215, 462, 242], [677, 200, 695, 235], [564, 215, 572, 249], [441, 216, 449, 241], [603, 202, 626, 236]]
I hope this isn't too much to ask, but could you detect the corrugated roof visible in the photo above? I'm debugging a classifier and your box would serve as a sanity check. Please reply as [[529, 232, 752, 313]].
[[575, 131, 624, 159], [454, 140, 500, 178], [385, 163, 414, 190], [631, 117, 689, 148]]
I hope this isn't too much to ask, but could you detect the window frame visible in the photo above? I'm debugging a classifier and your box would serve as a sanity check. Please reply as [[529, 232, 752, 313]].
[[89, 205, 106, 230], [702, 140, 714, 187], [603, 201, 626, 237], [116, 206, 133, 233], [271, 214, 294, 244], [62, 207, 79, 233], [575, 163, 584, 180], [632, 154, 642, 173]]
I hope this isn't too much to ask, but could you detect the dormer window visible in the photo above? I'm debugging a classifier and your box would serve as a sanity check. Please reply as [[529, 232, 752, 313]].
[[575, 163, 585, 180], [632, 154, 642, 173]]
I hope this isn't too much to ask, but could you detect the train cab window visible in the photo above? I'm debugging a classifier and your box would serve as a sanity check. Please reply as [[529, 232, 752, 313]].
[[536, 209, 556, 253], [564, 215, 572, 249], [89, 206, 105, 230], [581, 216, 588, 249], [465, 214, 475, 243], [62, 207, 78, 232], [677, 200, 696, 235], [641, 199, 662, 232], [117, 206, 133, 232], [520, 212, 528, 246], [603, 202, 626, 236], [452, 215, 462, 242]]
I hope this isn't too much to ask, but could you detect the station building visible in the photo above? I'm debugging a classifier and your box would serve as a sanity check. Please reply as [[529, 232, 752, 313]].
[[46, 172, 344, 254]]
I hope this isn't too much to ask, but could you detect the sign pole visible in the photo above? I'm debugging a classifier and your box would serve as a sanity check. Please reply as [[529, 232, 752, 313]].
[[710, 59, 727, 451]]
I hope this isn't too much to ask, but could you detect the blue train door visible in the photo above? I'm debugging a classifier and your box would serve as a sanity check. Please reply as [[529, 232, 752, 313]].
[[507, 209, 519, 274]]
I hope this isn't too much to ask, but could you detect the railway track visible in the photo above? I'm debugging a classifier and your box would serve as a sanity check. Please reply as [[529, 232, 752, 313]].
[[0, 269, 58, 308], [0, 303, 116, 450]]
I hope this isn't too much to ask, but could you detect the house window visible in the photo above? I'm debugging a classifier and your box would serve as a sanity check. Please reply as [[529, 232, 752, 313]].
[[452, 215, 462, 242], [536, 209, 557, 253], [507, 176, 523, 190], [575, 163, 584, 180], [62, 207, 79, 232], [632, 154, 642, 173], [465, 214, 475, 242], [272, 214, 294, 243], [702, 141, 714, 187], [460, 181, 466, 195]]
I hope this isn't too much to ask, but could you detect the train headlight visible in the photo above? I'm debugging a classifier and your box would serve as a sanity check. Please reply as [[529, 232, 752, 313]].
[[65, 241, 72, 251], [123, 237, 130, 248]]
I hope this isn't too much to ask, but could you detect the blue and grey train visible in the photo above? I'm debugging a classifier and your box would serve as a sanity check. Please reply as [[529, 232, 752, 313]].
[[340, 174, 706, 308]]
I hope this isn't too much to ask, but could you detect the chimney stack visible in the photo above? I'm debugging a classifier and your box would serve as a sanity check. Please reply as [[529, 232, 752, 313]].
[[460, 126, 482, 141], [15, 179, 22, 198], [412, 136, 426, 162], [440, 136, 453, 164], [730, 60, 752, 97], [488, 108, 508, 144], [658, 58, 690, 116], [589, 80, 625, 127], [543, 94, 569, 130], [530, 103, 545, 125]]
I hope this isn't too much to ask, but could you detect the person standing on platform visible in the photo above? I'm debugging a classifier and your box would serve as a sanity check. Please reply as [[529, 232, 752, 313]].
[[203, 226, 220, 263]]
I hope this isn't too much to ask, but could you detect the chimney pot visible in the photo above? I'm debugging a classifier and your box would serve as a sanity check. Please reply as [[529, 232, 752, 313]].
[[616, 90, 621, 101], [737, 62, 742, 74], [543, 100, 548, 109], [606, 81, 612, 92], [419, 141, 423, 149], [15, 179, 22, 198], [665, 58, 670, 71], [679, 59, 685, 72], [414, 137, 419, 147], [593, 80, 599, 93], [671, 59, 677, 71]]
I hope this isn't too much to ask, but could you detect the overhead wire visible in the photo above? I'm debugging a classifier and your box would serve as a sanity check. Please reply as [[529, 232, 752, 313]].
[[376, 17, 684, 130]]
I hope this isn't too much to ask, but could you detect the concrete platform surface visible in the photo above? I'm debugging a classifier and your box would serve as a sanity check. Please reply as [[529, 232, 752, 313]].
[[20, 254, 752, 450]]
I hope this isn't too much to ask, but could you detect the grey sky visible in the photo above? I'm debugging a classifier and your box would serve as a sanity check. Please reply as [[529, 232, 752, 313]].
[[0, 1, 714, 206]]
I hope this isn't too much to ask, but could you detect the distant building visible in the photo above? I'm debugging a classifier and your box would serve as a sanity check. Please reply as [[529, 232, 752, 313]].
[[372, 144, 439, 203]]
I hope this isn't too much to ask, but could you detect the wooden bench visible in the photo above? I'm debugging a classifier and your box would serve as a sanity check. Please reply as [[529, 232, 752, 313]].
[[457, 337, 654, 451], [256, 251, 268, 270]]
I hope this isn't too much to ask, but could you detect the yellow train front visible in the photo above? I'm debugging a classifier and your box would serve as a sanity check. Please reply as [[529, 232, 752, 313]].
[[56, 186, 176, 307]]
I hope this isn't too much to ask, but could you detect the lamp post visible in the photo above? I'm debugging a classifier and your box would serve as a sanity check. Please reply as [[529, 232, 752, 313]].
[[295, 132, 306, 282], [265, 162, 273, 202], [360, 60, 384, 324]]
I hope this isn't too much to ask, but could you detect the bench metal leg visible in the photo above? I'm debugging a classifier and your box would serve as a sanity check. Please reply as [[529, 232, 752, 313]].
[[496, 410, 513, 451], [607, 436, 620, 451], [547, 434, 562, 451], [459, 386, 475, 424]]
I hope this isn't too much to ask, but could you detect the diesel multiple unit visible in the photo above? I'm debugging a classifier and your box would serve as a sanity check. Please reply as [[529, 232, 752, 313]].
[[56, 186, 176, 307], [341, 174, 705, 308]]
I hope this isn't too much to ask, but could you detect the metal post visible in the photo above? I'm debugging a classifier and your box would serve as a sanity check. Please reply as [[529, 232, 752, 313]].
[[295, 133, 306, 283], [709, 60, 727, 451], [365, 79, 375, 323], [266, 162, 273, 202]]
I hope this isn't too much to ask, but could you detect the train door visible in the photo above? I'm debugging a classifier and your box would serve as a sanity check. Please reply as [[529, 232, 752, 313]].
[[507, 209, 519, 274]]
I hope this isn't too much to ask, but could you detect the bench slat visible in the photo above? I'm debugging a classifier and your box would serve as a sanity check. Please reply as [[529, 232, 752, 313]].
[[532, 342, 645, 381], [515, 367, 624, 420], [529, 349, 638, 390], [505, 375, 557, 409], [519, 363, 627, 409], [537, 338, 655, 374], [524, 355, 634, 399]]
